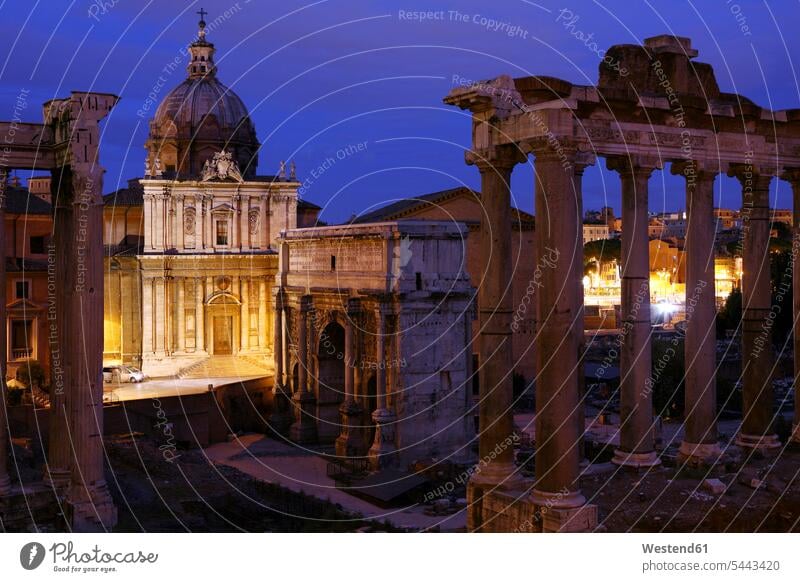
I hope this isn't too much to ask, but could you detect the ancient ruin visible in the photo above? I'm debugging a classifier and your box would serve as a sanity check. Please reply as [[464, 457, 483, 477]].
[[445, 34, 800, 532]]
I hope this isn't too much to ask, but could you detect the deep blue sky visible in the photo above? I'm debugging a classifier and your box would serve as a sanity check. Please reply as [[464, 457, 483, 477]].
[[1, 0, 798, 223]]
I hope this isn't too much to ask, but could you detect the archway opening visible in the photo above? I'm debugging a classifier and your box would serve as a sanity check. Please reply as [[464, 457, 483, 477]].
[[316, 322, 345, 444]]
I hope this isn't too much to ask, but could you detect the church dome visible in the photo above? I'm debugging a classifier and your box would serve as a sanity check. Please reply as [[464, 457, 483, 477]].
[[153, 75, 252, 135], [145, 12, 259, 179]]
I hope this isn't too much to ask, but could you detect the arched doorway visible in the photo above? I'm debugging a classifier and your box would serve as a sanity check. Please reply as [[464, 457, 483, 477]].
[[315, 322, 345, 443], [205, 292, 240, 355]]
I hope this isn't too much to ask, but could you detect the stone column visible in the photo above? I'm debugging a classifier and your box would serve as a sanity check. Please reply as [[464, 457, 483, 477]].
[[269, 290, 292, 434], [258, 279, 268, 350], [142, 278, 154, 354], [154, 277, 166, 355], [465, 146, 524, 491], [176, 278, 186, 352], [195, 277, 205, 352], [176, 196, 184, 251], [607, 157, 660, 468], [672, 161, 721, 464], [240, 277, 250, 351], [64, 161, 116, 529], [0, 182, 10, 495], [290, 295, 317, 443], [531, 146, 593, 517], [730, 166, 779, 451], [786, 169, 800, 443], [336, 298, 365, 458], [368, 300, 397, 470]]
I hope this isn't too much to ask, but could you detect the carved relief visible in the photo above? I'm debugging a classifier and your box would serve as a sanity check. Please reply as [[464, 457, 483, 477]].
[[184, 207, 196, 235], [248, 209, 260, 235]]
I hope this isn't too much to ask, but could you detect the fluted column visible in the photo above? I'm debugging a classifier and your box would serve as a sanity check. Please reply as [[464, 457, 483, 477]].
[[258, 279, 268, 350], [464, 145, 524, 491], [368, 300, 396, 469], [240, 277, 250, 352], [607, 156, 660, 468], [673, 161, 721, 464], [730, 166, 779, 451], [337, 298, 365, 458], [531, 146, 593, 512], [194, 277, 205, 352], [176, 278, 186, 352], [290, 295, 317, 443], [0, 182, 10, 495], [786, 169, 800, 443], [154, 277, 166, 356]]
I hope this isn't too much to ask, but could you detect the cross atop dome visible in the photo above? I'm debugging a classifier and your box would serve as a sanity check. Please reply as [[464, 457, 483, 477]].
[[188, 9, 216, 78], [197, 7, 208, 40]]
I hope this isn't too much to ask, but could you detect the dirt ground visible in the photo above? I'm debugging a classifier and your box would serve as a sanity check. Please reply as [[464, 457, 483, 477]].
[[586, 446, 800, 532]]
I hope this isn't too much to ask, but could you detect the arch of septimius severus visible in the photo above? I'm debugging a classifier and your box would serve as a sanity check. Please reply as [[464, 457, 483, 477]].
[[0, 92, 118, 530], [446, 35, 800, 532]]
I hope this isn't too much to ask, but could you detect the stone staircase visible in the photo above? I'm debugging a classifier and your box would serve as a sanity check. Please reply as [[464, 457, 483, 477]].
[[179, 355, 271, 379]]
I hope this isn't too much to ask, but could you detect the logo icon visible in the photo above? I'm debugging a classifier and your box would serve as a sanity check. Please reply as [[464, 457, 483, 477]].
[[20, 542, 46, 570]]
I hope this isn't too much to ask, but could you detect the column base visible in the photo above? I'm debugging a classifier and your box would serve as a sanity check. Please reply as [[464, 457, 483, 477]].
[[530, 487, 587, 510], [289, 391, 317, 444], [368, 408, 396, 470], [735, 432, 781, 451], [539, 504, 598, 533], [43, 467, 71, 490], [611, 449, 661, 469], [67, 483, 117, 532], [469, 461, 525, 491], [335, 400, 365, 458], [678, 441, 722, 466]]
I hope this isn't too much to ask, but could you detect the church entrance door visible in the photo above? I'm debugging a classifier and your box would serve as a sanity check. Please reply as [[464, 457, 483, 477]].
[[213, 316, 233, 355]]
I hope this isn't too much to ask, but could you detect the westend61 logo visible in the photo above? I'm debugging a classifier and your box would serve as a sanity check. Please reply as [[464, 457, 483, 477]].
[[19, 541, 158, 573]]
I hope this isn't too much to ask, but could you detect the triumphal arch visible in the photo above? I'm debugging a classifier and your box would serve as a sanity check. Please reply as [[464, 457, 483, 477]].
[[446, 35, 800, 532]]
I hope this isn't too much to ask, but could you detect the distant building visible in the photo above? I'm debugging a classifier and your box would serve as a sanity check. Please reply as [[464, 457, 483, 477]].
[[583, 222, 610, 244]]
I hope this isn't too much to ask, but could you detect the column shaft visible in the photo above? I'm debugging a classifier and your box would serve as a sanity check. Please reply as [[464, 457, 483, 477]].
[[0, 186, 10, 494], [470, 148, 521, 488], [177, 278, 186, 352], [789, 173, 800, 442], [195, 278, 205, 351], [258, 279, 268, 349], [737, 173, 778, 449], [533, 150, 587, 507], [608, 159, 658, 467], [240, 278, 249, 351], [676, 164, 720, 463]]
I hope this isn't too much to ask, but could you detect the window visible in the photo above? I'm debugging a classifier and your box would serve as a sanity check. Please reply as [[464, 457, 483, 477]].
[[10, 319, 32, 360], [30, 236, 45, 254], [15, 281, 29, 300], [330, 255, 336, 271], [216, 220, 229, 246]]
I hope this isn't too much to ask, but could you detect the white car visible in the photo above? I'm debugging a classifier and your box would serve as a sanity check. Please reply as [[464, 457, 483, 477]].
[[103, 365, 145, 383]]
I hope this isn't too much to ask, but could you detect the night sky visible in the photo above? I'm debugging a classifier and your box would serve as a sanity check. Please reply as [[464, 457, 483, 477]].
[[0, 0, 797, 223]]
